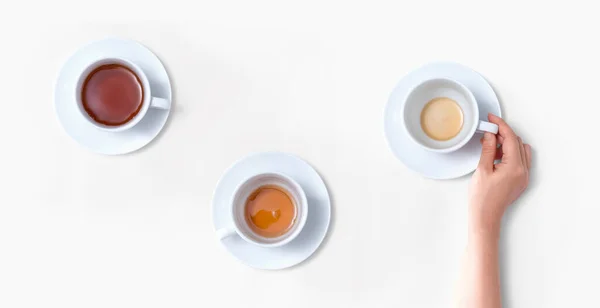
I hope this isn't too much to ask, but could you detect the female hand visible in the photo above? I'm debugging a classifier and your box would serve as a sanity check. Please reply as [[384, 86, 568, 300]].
[[469, 114, 532, 235]]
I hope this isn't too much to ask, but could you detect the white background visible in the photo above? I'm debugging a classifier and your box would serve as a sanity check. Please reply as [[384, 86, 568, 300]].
[[1, 1, 598, 307]]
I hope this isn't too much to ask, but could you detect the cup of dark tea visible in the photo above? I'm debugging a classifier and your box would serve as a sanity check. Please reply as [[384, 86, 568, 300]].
[[75, 58, 170, 132]]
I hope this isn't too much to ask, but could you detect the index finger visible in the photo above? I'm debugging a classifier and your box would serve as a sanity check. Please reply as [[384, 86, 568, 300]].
[[487, 113, 521, 162], [488, 113, 517, 140]]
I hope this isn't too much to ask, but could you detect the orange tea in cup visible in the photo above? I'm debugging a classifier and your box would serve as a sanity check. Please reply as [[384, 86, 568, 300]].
[[244, 185, 296, 238]]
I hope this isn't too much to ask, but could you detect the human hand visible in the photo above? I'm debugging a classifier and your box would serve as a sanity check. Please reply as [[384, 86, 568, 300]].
[[469, 114, 531, 236]]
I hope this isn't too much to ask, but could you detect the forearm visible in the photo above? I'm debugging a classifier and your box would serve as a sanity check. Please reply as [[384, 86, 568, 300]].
[[457, 115, 530, 308], [457, 229, 502, 308]]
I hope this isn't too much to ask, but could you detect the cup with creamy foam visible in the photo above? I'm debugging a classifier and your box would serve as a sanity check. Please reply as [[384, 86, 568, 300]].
[[402, 78, 498, 153]]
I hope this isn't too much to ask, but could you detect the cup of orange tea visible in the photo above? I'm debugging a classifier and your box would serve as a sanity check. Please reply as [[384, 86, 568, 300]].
[[216, 172, 308, 247]]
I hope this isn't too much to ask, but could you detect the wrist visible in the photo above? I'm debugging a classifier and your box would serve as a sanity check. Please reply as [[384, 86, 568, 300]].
[[468, 207, 503, 239], [468, 224, 501, 242], [467, 228, 500, 257]]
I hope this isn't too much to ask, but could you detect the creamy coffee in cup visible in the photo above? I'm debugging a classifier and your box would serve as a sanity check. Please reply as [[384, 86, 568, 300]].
[[403, 78, 498, 153]]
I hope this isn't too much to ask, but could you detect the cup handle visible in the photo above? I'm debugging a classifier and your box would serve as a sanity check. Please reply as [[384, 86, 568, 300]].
[[216, 227, 237, 241], [477, 120, 499, 134], [150, 97, 170, 110]]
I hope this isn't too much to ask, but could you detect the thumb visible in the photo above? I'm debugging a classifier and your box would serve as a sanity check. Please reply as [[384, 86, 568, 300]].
[[478, 132, 497, 173]]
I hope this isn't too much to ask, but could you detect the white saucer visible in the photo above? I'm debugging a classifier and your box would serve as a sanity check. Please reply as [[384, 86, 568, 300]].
[[384, 62, 502, 180], [54, 38, 172, 155], [212, 152, 331, 270]]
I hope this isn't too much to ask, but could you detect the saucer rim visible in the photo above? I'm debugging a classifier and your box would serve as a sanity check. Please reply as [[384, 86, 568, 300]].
[[53, 37, 172, 155], [384, 61, 502, 180], [211, 151, 331, 270]]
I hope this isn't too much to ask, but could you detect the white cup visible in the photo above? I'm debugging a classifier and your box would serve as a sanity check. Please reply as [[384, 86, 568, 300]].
[[75, 58, 170, 132], [216, 172, 308, 248], [403, 78, 498, 153]]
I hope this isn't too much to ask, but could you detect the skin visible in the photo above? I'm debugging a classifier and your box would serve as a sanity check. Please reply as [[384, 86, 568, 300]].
[[456, 114, 532, 308]]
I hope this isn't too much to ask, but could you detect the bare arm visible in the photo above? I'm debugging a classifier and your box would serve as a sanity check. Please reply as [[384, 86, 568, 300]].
[[456, 114, 532, 308]]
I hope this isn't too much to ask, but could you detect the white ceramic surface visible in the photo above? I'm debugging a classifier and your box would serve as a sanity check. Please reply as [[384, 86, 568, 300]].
[[385, 62, 502, 179], [55, 38, 172, 154], [212, 152, 331, 270], [403, 78, 498, 153], [216, 172, 308, 247]]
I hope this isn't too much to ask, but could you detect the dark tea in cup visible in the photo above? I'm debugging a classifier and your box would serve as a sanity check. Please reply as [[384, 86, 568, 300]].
[[81, 64, 144, 126]]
